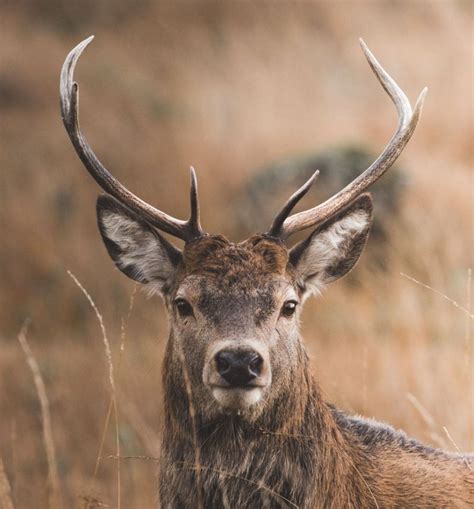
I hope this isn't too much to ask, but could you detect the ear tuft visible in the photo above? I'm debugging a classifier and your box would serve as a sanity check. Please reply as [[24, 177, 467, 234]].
[[96, 194, 181, 294], [289, 194, 373, 296]]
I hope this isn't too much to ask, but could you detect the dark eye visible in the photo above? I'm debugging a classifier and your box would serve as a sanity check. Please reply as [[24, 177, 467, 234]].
[[174, 298, 193, 318], [281, 300, 298, 318]]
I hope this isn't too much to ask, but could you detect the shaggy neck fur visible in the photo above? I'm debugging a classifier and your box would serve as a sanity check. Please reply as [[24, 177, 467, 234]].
[[160, 339, 373, 509]]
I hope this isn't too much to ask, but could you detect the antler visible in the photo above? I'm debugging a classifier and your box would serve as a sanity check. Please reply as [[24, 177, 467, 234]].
[[268, 39, 427, 240], [60, 36, 204, 242]]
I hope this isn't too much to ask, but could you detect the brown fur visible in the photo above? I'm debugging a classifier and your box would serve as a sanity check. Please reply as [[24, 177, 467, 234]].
[[183, 235, 289, 279]]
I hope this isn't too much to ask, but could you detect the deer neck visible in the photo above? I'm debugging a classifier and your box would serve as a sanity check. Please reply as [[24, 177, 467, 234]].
[[160, 337, 367, 508], [161, 336, 351, 460]]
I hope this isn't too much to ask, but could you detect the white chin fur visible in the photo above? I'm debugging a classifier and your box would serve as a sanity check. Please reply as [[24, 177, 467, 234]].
[[212, 387, 263, 410]]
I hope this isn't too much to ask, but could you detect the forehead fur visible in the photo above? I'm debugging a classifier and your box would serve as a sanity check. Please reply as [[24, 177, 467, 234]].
[[182, 235, 289, 284]]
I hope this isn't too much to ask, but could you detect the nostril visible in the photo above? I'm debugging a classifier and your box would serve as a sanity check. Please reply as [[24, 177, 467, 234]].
[[214, 349, 264, 387], [215, 352, 231, 375], [248, 353, 263, 375]]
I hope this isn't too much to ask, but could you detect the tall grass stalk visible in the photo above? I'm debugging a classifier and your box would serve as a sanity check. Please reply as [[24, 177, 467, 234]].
[[0, 456, 14, 509], [17, 322, 62, 509], [67, 271, 121, 509]]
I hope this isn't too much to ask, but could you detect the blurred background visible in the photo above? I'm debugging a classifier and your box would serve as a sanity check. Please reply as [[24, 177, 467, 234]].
[[0, 1, 472, 508]]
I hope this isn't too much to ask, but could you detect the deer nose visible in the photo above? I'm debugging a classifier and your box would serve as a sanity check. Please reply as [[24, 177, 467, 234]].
[[214, 350, 263, 387]]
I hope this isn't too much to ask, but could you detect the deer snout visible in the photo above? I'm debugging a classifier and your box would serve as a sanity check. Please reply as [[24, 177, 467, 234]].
[[215, 350, 263, 387], [204, 341, 271, 411]]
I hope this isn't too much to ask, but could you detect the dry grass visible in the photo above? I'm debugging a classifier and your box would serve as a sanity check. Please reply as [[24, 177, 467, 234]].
[[16, 323, 62, 508], [0, 456, 14, 509], [67, 271, 121, 509], [0, 1, 472, 508]]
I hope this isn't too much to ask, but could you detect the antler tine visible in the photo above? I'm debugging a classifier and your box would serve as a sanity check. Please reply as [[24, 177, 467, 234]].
[[188, 166, 203, 239], [60, 36, 205, 242], [267, 170, 319, 237], [272, 39, 427, 240]]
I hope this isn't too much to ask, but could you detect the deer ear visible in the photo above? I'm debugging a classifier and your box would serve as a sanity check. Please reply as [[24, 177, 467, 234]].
[[96, 194, 182, 295], [289, 194, 373, 297]]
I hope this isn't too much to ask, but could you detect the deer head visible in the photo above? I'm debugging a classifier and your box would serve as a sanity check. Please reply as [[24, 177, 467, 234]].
[[60, 37, 426, 422]]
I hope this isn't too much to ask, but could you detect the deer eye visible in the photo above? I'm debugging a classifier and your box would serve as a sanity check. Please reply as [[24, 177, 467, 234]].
[[174, 298, 193, 318], [281, 300, 298, 318]]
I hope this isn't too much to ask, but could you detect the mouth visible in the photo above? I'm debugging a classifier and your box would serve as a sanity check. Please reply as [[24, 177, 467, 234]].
[[210, 385, 265, 410], [210, 383, 266, 390]]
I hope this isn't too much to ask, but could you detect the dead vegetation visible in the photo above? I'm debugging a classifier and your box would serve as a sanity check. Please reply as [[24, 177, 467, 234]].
[[0, 1, 472, 508]]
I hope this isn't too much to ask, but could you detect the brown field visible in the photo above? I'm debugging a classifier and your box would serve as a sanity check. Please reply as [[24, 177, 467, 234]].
[[0, 1, 472, 508]]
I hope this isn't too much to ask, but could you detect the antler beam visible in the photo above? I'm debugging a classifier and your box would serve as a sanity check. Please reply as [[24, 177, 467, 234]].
[[60, 36, 204, 242], [268, 38, 427, 240]]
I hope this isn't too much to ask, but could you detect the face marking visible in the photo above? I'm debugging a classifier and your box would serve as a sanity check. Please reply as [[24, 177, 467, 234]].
[[196, 288, 277, 327], [212, 386, 265, 410]]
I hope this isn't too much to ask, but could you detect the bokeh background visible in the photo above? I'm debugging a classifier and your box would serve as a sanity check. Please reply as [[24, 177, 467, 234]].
[[0, 1, 472, 508]]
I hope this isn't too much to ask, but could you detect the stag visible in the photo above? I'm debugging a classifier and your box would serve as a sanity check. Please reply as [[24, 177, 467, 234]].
[[61, 37, 473, 508]]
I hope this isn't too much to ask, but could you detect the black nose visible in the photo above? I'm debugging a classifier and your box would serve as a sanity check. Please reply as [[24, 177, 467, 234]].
[[215, 350, 263, 387]]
